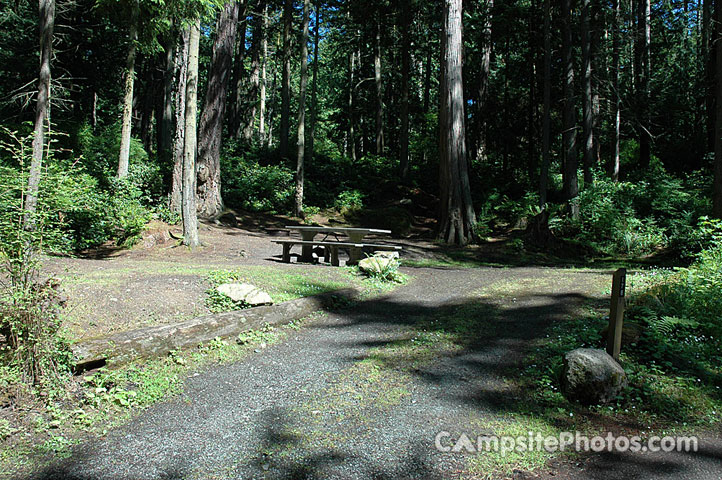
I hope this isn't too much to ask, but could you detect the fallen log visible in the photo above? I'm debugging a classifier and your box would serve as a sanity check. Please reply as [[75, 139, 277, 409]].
[[72, 288, 358, 373]]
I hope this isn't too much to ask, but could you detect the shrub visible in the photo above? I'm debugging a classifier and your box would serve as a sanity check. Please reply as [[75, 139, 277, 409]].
[[0, 279, 72, 386], [221, 155, 294, 213], [335, 189, 364, 213], [0, 130, 72, 386]]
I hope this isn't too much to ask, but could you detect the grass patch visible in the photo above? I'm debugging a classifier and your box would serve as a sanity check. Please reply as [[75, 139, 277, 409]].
[[206, 266, 410, 312], [465, 414, 564, 479]]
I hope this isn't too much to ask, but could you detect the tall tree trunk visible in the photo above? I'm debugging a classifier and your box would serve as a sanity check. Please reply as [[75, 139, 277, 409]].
[[117, 0, 139, 178], [230, 15, 248, 138], [158, 32, 175, 173], [540, 0, 550, 207], [423, 46, 432, 114], [374, 13, 384, 155], [714, 0, 722, 217], [562, 0, 579, 218], [280, 0, 292, 159], [196, 0, 241, 219], [475, 0, 493, 163], [704, 0, 715, 153], [294, 0, 310, 217], [581, 0, 594, 186], [612, 0, 621, 181], [170, 28, 189, 213], [259, 2, 269, 144], [638, 0, 651, 168], [438, 0, 476, 245], [527, 0, 537, 185], [182, 21, 200, 248], [399, 2, 411, 181], [24, 0, 54, 240], [348, 29, 356, 162], [243, 11, 262, 141], [139, 61, 156, 154], [308, 2, 320, 165]]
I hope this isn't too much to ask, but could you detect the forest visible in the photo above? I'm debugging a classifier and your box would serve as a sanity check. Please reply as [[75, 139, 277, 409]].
[[1, 0, 721, 252], [2, 0, 722, 476]]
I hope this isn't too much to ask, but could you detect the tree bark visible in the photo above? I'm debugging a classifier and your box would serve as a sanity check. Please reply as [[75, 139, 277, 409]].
[[637, 0, 651, 168], [399, 1, 411, 181], [196, 0, 241, 219], [438, 0, 476, 245], [117, 0, 139, 178], [581, 0, 594, 186], [422, 46, 432, 114], [170, 27, 189, 213], [280, 0, 293, 159], [714, 0, 722, 217], [374, 12, 384, 155], [230, 14, 248, 138], [182, 21, 200, 248], [294, 0, 310, 218], [612, 0, 621, 181], [158, 31, 175, 174], [308, 2, 320, 165], [704, 0, 715, 154], [540, 0, 550, 207], [348, 17, 357, 162], [243, 11, 262, 142], [24, 0, 54, 237], [475, 0, 493, 164], [562, 0, 579, 219], [259, 2, 269, 144]]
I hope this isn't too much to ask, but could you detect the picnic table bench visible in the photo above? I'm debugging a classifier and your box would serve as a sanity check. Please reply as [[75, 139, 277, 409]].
[[273, 226, 401, 265]]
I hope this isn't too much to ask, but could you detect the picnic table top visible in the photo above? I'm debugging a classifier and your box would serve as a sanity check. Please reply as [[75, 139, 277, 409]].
[[284, 225, 392, 234]]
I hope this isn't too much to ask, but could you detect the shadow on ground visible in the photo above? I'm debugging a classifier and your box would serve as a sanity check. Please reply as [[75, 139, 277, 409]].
[[24, 275, 721, 480]]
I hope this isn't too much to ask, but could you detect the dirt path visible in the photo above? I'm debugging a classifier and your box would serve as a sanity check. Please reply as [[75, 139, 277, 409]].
[[21, 266, 609, 480]]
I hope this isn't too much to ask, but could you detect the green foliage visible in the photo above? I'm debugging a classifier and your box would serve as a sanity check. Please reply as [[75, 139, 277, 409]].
[[334, 189, 364, 213], [153, 205, 181, 225], [0, 280, 73, 387], [556, 165, 708, 257], [0, 131, 73, 386], [358, 255, 407, 284], [221, 155, 294, 213], [106, 178, 153, 246]]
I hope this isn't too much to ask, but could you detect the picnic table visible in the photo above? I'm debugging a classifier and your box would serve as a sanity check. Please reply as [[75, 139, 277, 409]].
[[273, 225, 400, 265]]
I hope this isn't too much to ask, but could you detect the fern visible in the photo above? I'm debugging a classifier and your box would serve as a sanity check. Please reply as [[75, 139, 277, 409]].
[[649, 315, 699, 337]]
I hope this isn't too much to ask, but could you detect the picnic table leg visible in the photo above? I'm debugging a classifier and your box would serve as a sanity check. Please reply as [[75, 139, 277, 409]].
[[348, 246, 362, 265], [330, 246, 339, 266], [300, 232, 315, 262], [282, 243, 291, 263], [323, 246, 330, 263], [346, 233, 365, 266]]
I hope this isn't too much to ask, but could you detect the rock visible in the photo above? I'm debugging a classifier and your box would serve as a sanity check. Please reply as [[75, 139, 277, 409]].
[[216, 283, 273, 306], [561, 348, 627, 405], [599, 322, 642, 347], [358, 254, 396, 275]]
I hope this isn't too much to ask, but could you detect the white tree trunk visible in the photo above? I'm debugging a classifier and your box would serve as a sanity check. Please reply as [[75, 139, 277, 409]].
[[182, 21, 200, 248]]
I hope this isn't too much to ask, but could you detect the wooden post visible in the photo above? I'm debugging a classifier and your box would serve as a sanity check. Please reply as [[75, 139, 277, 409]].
[[606, 268, 627, 360]]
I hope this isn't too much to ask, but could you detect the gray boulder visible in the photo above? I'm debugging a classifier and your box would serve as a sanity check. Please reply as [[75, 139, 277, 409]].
[[561, 348, 627, 405], [216, 283, 273, 306]]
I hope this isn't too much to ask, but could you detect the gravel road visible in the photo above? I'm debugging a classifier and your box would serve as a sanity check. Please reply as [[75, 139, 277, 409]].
[[26, 266, 722, 480]]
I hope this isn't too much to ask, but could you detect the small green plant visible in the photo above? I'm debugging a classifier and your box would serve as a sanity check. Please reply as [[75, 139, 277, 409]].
[[302, 205, 321, 224], [334, 189, 364, 213], [154, 205, 181, 225], [358, 255, 407, 284]]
